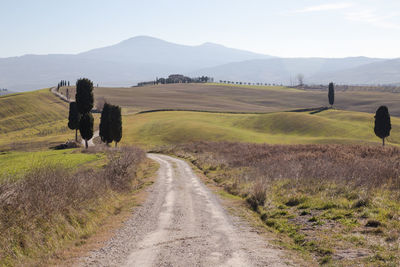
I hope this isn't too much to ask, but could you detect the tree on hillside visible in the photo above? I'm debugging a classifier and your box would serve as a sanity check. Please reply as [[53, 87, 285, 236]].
[[99, 103, 113, 145], [75, 78, 94, 148], [296, 74, 304, 86], [75, 78, 94, 114], [110, 105, 122, 147], [68, 102, 80, 141], [374, 106, 391, 146], [79, 113, 94, 149], [328, 82, 335, 107]]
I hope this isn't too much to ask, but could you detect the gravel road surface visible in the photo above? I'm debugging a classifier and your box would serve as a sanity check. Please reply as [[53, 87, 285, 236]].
[[78, 154, 290, 267]]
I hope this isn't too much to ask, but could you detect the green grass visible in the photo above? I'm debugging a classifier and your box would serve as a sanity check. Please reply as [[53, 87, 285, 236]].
[[0, 89, 68, 133], [122, 109, 400, 148], [0, 89, 74, 150], [0, 149, 104, 181]]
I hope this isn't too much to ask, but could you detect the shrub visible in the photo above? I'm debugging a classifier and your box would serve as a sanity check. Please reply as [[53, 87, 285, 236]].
[[246, 180, 267, 210], [0, 146, 145, 264]]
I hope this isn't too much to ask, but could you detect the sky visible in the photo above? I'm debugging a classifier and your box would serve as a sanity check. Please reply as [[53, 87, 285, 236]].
[[1, 0, 400, 58]]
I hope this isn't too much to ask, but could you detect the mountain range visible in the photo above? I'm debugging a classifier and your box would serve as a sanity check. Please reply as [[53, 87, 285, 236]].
[[1, 36, 399, 91]]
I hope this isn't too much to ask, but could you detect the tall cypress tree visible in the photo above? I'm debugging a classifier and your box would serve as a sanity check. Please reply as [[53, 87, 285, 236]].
[[99, 103, 113, 145], [67, 102, 80, 141], [79, 113, 94, 149], [110, 105, 122, 147], [75, 78, 94, 148], [374, 106, 391, 146], [328, 82, 334, 107], [75, 78, 94, 114]]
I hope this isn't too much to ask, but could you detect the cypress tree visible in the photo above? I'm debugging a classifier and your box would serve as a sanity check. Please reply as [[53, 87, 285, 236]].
[[67, 102, 80, 141], [110, 105, 122, 147], [328, 82, 334, 107], [75, 78, 94, 114], [374, 106, 391, 146], [99, 103, 113, 145], [79, 113, 94, 149]]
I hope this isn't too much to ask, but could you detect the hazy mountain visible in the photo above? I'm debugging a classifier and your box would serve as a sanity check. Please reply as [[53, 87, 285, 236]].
[[308, 58, 400, 85], [190, 57, 387, 85], [0, 35, 399, 91], [79, 36, 272, 69], [0, 36, 270, 91]]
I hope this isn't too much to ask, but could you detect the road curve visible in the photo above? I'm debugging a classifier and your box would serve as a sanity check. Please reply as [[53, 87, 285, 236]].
[[79, 154, 290, 267]]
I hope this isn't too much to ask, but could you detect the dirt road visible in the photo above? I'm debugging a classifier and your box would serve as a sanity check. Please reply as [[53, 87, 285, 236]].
[[79, 154, 291, 266], [81, 131, 99, 147]]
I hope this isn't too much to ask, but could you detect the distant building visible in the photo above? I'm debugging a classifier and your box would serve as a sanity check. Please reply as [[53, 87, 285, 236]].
[[136, 74, 213, 86]]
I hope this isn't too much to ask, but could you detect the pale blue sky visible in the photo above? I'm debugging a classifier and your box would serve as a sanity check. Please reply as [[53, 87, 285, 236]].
[[1, 0, 399, 58]]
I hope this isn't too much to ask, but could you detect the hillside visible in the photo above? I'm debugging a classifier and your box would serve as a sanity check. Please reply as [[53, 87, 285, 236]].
[[60, 83, 400, 116], [0, 89, 72, 150], [3, 84, 400, 151], [121, 109, 400, 148]]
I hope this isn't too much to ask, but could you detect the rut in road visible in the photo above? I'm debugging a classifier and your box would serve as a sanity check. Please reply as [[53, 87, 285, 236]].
[[79, 154, 291, 267]]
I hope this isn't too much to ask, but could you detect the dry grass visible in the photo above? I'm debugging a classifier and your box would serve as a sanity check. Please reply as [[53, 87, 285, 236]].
[[160, 142, 400, 191], [158, 142, 400, 266], [0, 146, 145, 266], [59, 83, 400, 116]]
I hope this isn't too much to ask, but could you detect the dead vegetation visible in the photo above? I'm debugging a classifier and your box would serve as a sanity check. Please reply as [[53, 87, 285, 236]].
[[0, 147, 145, 266], [157, 142, 400, 266]]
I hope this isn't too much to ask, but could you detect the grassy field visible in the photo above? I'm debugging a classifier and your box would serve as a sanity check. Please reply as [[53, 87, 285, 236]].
[[121, 109, 400, 149], [0, 149, 104, 181], [59, 83, 400, 116], [0, 89, 74, 150], [0, 147, 150, 266], [159, 142, 400, 266], [2, 85, 400, 151], [0, 89, 102, 150]]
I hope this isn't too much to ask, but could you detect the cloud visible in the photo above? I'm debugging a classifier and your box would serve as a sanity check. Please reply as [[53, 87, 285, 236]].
[[345, 9, 400, 30], [291, 3, 354, 13]]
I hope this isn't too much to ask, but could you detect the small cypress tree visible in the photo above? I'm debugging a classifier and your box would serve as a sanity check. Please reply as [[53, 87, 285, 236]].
[[374, 106, 391, 146], [99, 103, 113, 145], [110, 105, 122, 147], [67, 102, 80, 141], [75, 78, 94, 114], [79, 113, 94, 149], [328, 82, 334, 107]]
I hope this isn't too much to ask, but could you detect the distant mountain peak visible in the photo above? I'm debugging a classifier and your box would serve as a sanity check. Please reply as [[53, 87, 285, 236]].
[[120, 35, 168, 44], [200, 42, 225, 48]]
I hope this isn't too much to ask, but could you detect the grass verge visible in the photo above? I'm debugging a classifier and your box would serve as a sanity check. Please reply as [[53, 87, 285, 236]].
[[158, 142, 400, 266], [0, 149, 104, 182], [0, 146, 151, 266]]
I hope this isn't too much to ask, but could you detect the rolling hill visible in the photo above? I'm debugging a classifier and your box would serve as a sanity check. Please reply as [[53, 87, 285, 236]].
[[0, 89, 72, 150], [60, 83, 400, 117], [2, 85, 400, 151], [121, 109, 400, 148]]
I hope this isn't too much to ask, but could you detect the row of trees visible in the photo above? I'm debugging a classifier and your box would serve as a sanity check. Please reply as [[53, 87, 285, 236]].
[[57, 80, 70, 91], [218, 80, 283, 86], [67, 78, 122, 148]]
